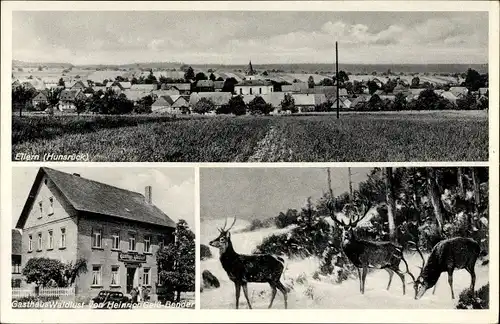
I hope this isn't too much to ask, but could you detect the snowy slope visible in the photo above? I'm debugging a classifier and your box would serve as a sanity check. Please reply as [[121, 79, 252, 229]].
[[200, 219, 489, 309]]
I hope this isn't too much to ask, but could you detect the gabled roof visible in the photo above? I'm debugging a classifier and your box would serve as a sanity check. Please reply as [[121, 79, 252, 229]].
[[189, 92, 232, 106], [440, 91, 458, 101], [119, 82, 132, 89], [197, 80, 214, 88], [238, 79, 272, 87], [350, 95, 371, 106], [478, 87, 488, 95], [59, 89, 83, 101], [130, 84, 156, 91], [16, 168, 175, 229], [152, 95, 174, 107], [449, 86, 468, 97], [167, 83, 191, 91], [214, 81, 225, 89], [292, 94, 318, 106], [281, 82, 308, 92], [122, 90, 151, 101], [12, 229, 22, 255]]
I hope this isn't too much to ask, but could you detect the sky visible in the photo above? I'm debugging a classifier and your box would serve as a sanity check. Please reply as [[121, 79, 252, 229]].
[[12, 167, 195, 229], [200, 167, 371, 222], [12, 11, 488, 65]]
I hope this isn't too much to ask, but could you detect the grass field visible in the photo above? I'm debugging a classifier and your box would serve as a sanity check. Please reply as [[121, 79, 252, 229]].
[[12, 111, 488, 162]]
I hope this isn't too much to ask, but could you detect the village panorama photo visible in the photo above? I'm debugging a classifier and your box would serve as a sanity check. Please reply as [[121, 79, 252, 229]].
[[11, 10, 488, 162], [200, 167, 489, 309], [10, 167, 195, 309]]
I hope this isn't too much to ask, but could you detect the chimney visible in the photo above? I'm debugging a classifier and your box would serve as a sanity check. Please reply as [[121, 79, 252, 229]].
[[73, 173, 80, 177], [145, 186, 152, 204]]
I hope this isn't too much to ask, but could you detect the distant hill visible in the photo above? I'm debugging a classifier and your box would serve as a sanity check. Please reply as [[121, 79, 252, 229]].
[[12, 60, 74, 69], [12, 59, 488, 74]]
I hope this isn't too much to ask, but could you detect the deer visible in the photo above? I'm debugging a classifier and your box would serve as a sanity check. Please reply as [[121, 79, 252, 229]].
[[208, 217, 289, 309], [406, 237, 480, 300], [327, 201, 412, 295]]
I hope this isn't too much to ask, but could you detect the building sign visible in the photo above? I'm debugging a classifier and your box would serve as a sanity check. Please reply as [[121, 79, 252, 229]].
[[118, 252, 147, 263]]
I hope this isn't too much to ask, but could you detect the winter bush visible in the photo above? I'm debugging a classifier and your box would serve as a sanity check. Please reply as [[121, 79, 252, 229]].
[[456, 284, 489, 309], [200, 244, 212, 260]]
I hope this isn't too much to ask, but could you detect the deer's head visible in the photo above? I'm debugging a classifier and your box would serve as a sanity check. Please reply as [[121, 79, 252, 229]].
[[406, 241, 428, 300], [209, 217, 237, 254], [327, 201, 370, 245]]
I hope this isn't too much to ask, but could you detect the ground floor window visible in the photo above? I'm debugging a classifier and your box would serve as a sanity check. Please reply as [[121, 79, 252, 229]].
[[143, 268, 151, 286], [111, 266, 120, 286], [92, 265, 102, 286]]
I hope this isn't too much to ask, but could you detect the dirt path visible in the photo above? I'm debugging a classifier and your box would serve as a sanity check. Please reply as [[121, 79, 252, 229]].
[[247, 126, 293, 162]]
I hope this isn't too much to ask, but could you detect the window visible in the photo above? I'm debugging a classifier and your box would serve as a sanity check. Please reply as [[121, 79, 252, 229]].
[[92, 265, 102, 286], [28, 235, 33, 252], [259, 88, 262, 94], [128, 234, 136, 251], [60, 228, 66, 248], [144, 235, 151, 253], [143, 268, 151, 286], [48, 197, 54, 215], [239, 88, 242, 95], [111, 266, 120, 286], [48, 230, 53, 249], [111, 231, 120, 250], [92, 229, 102, 248], [37, 233, 42, 251], [38, 201, 43, 218], [12, 262, 20, 274], [250, 88, 253, 95]]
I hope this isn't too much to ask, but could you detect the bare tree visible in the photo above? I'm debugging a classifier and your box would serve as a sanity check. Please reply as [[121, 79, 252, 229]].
[[426, 168, 444, 236], [385, 167, 396, 241]]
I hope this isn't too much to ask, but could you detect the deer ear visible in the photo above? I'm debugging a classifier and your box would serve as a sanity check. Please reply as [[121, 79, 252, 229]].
[[227, 231, 231, 238]]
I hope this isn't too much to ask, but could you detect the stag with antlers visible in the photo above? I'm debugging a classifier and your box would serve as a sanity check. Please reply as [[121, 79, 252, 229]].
[[209, 217, 289, 309], [407, 237, 480, 300], [327, 201, 412, 295]]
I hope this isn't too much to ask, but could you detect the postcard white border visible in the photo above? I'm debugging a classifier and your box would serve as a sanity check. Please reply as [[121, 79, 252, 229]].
[[1, 1, 499, 323]]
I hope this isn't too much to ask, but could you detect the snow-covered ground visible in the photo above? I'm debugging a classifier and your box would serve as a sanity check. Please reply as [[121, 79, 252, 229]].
[[200, 218, 489, 309]]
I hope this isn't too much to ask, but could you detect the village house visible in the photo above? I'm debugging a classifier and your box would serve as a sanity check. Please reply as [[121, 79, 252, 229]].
[[281, 82, 308, 93], [32, 90, 49, 108], [58, 89, 87, 111], [449, 86, 468, 98], [129, 84, 157, 92], [12, 229, 22, 288], [166, 83, 191, 95], [69, 81, 88, 91], [214, 81, 225, 92], [292, 93, 327, 112], [15, 168, 176, 300], [235, 80, 273, 95], [440, 91, 459, 104], [151, 95, 189, 114], [189, 92, 232, 109], [195, 80, 215, 92]]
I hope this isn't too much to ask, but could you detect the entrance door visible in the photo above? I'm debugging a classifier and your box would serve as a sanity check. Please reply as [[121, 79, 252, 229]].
[[126, 267, 136, 293]]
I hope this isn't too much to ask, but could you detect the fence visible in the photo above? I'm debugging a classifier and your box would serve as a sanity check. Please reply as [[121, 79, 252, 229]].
[[12, 287, 75, 298]]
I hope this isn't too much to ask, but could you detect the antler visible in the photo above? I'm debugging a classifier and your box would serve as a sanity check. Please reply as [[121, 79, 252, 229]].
[[326, 199, 348, 227], [408, 241, 425, 270], [350, 204, 369, 228], [220, 217, 237, 232]]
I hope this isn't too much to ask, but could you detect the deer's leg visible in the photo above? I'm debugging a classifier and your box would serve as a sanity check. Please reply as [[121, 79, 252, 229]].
[[357, 268, 362, 293], [393, 269, 406, 295], [268, 283, 277, 309], [361, 267, 368, 294], [235, 283, 241, 309], [447, 269, 455, 299], [466, 266, 476, 292], [276, 281, 288, 309], [242, 283, 252, 309], [385, 269, 394, 290]]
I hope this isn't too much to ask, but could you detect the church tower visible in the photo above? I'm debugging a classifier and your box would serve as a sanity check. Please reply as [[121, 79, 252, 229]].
[[245, 60, 257, 80]]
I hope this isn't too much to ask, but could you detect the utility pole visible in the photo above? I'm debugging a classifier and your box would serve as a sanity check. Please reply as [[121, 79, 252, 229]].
[[348, 167, 353, 201], [336, 41, 340, 119]]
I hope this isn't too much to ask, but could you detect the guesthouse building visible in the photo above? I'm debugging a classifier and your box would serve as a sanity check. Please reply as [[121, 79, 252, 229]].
[[15, 168, 176, 300]]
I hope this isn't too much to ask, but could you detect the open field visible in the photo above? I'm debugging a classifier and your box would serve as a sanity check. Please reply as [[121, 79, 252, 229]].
[[12, 111, 488, 162]]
